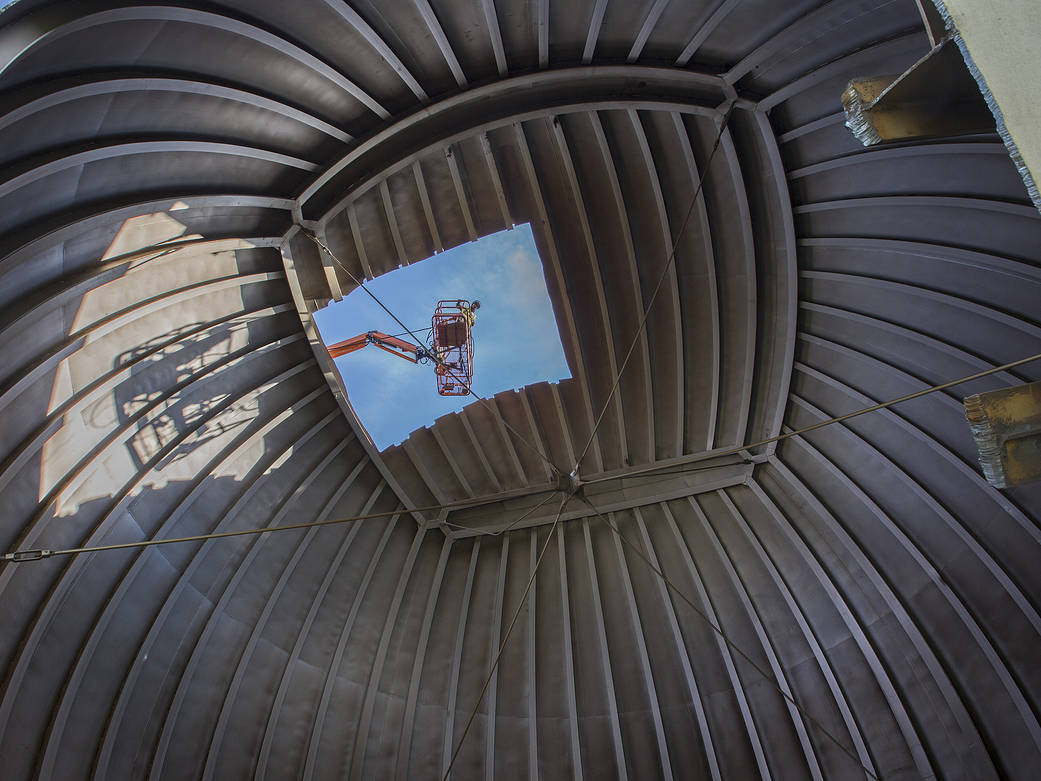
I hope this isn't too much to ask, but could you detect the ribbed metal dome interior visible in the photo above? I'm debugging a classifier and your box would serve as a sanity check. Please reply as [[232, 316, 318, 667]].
[[2, 1, 1041, 778]]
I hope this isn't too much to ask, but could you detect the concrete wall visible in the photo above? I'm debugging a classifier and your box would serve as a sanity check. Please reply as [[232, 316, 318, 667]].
[[937, 0, 1041, 210]]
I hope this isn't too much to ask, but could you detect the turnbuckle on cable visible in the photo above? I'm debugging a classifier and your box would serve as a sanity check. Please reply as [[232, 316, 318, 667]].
[[1, 549, 54, 562]]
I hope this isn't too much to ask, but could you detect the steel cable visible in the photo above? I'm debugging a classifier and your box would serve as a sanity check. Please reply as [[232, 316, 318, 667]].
[[576, 491, 881, 780], [302, 228, 565, 478], [441, 492, 572, 780], [571, 101, 736, 477], [583, 348, 1041, 486]]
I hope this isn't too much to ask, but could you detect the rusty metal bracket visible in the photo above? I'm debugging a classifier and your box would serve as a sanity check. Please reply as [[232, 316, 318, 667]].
[[842, 38, 995, 145], [964, 381, 1041, 488]]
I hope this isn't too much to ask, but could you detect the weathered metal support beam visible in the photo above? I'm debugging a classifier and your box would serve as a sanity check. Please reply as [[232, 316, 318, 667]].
[[445, 460, 752, 535], [842, 40, 994, 146], [965, 381, 1041, 488]]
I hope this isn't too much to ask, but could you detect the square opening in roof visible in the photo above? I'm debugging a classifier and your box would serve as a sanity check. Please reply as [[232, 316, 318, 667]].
[[314, 224, 571, 450]]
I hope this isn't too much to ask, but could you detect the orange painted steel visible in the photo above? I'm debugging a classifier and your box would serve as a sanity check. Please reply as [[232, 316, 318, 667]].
[[327, 331, 421, 363], [327, 301, 476, 397]]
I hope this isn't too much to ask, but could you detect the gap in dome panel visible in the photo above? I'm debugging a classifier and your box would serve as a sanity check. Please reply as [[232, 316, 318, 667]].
[[313, 224, 572, 450]]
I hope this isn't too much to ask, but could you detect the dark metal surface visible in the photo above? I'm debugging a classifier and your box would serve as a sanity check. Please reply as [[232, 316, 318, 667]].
[[1, 1, 1040, 778]]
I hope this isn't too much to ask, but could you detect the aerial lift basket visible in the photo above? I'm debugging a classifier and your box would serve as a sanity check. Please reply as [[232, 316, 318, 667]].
[[431, 299, 475, 396], [325, 299, 477, 397]]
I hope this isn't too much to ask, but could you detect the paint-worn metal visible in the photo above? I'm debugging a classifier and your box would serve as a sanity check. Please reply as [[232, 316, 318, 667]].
[[843, 39, 994, 145], [966, 381, 1041, 487], [1, 1, 1040, 779]]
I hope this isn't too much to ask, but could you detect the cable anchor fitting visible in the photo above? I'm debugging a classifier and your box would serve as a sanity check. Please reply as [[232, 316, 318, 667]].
[[2, 549, 54, 562]]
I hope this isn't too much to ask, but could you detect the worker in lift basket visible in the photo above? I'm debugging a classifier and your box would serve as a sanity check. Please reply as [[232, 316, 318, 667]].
[[462, 299, 480, 327]]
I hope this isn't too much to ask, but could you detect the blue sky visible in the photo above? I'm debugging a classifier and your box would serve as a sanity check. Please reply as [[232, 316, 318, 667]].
[[314, 224, 571, 449]]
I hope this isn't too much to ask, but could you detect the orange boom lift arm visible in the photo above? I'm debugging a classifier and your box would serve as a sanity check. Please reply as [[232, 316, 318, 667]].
[[326, 299, 480, 397], [328, 331, 428, 363]]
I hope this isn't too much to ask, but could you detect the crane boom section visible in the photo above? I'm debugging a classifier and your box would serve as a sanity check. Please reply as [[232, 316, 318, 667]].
[[327, 300, 477, 397], [328, 331, 422, 363]]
